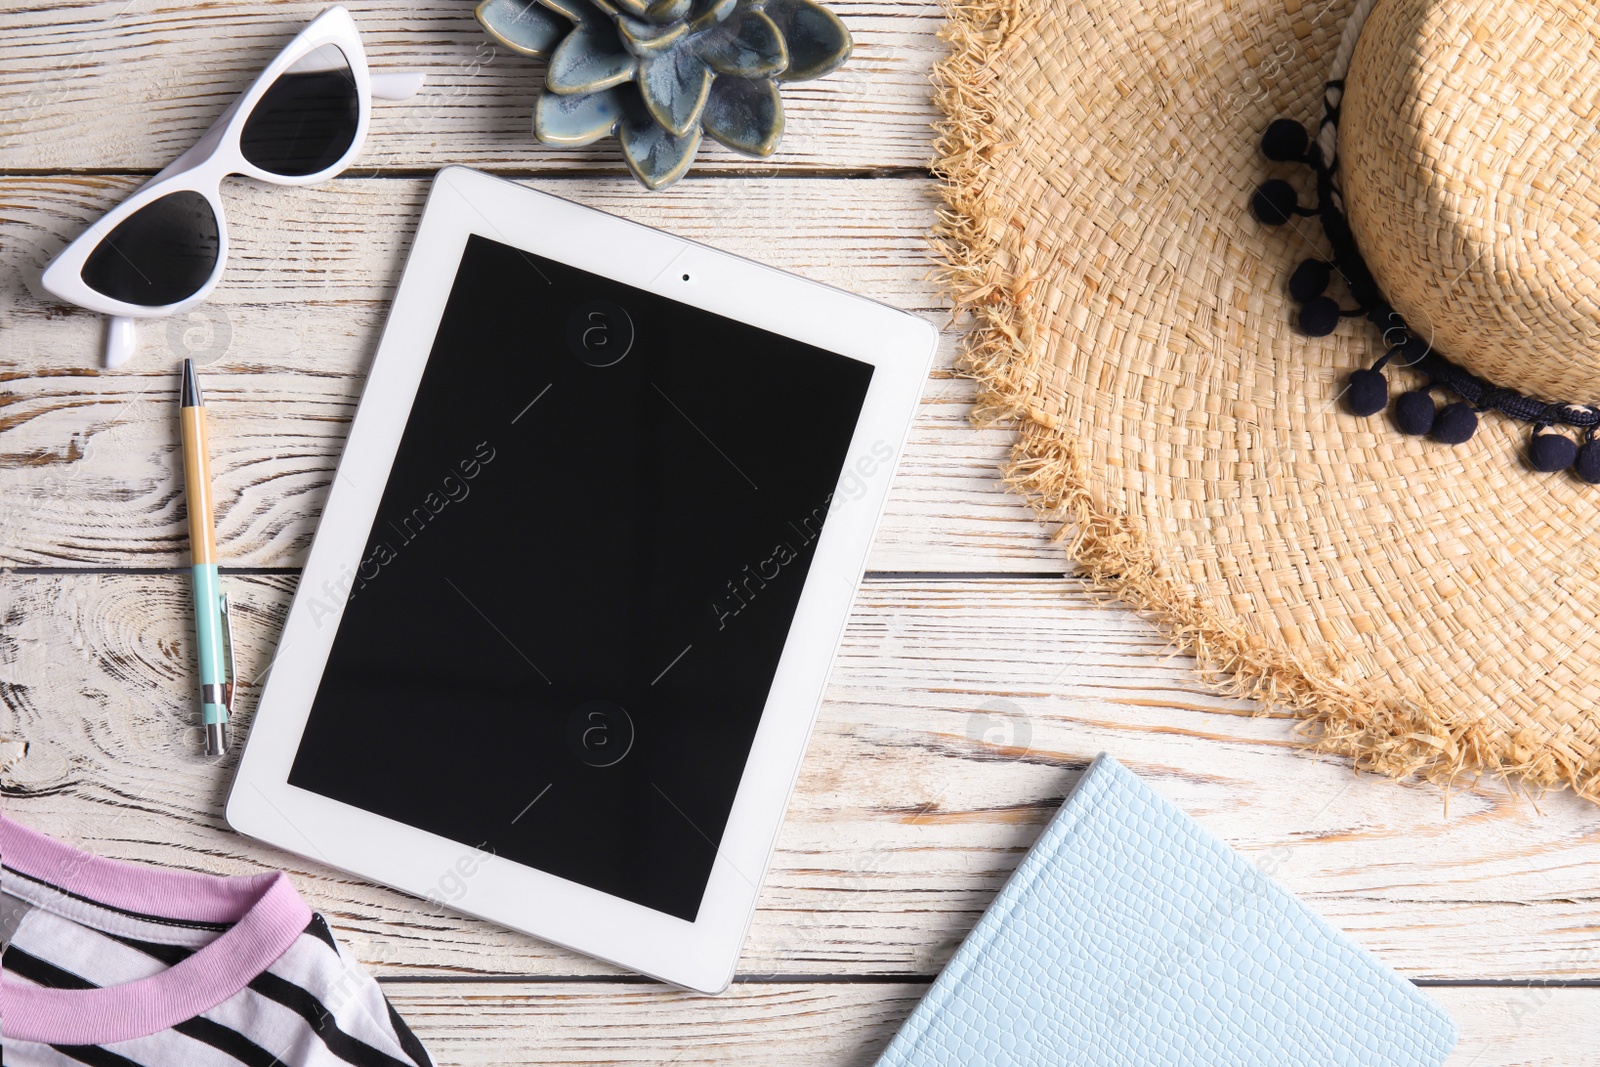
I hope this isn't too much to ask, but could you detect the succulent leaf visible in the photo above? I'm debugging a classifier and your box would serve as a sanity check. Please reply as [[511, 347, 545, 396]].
[[761, 0, 850, 81], [619, 105, 703, 189], [547, 24, 638, 94], [618, 14, 690, 55], [639, 49, 713, 136], [643, 0, 693, 23], [535, 86, 627, 144], [697, 9, 787, 78], [537, 0, 610, 23], [702, 76, 784, 156], [476, 0, 570, 56], [604, 0, 654, 21], [687, 0, 738, 31]]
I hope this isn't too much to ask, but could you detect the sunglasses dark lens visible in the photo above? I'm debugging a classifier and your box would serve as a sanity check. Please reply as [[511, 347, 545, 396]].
[[240, 44, 360, 177], [80, 190, 220, 307]]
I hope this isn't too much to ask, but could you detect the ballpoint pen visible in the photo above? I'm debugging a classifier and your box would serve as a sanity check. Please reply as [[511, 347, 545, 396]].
[[179, 359, 232, 756]]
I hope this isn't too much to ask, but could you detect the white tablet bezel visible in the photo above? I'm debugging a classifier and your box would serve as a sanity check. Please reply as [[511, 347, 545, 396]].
[[227, 166, 937, 993]]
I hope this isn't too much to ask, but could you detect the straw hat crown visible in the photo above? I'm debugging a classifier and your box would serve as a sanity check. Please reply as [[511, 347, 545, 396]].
[[1340, 0, 1600, 400]]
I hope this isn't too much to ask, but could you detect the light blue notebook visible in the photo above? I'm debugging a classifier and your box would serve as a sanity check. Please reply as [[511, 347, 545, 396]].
[[875, 754, 1457, 1067]]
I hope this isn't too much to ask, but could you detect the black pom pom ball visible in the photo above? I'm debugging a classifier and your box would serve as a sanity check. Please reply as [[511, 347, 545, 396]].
[[1289, 259, 1332, 302], [1576, 440, 1600, 484], [1432, 402, 1478, 445], [1261, 119, 1310, 162], [1251, 179, 1299, 225], [1298, 296, 1341, 337], [1529, 430, 1578, 473], [1344, 369, 1388, 417], [1393, 389, 1435, 435]]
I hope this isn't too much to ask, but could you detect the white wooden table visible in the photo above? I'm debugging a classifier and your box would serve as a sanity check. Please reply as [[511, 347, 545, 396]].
[[1, 3, 1596, 1063]]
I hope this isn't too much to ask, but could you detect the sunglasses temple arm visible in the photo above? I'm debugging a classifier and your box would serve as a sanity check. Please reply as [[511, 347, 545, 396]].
[[369, 70, 426, 102], [104, 316, 137, 369]]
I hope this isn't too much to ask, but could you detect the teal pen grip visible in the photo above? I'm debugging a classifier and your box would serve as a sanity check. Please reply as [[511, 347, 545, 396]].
[[191, 562, 229, 727]]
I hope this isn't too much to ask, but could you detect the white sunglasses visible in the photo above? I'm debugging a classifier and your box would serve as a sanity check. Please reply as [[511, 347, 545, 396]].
[[42, 6, 424, 368]]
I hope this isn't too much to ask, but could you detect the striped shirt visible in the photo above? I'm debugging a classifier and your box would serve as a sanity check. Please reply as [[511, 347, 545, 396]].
[[0, 814, 432, 1067]]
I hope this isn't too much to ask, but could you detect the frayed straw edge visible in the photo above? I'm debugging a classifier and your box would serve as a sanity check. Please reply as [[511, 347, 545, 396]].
[[929, 0, 1599, 806]]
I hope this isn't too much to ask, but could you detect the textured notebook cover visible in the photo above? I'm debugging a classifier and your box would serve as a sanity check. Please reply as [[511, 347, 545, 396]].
[[874, 754, 1458, 1067]]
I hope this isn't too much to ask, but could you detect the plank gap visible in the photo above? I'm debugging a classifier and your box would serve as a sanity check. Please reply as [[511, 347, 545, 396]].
[[374, 974, 938, 986], [367, 975, 1600, 989], [0, 565, 300, 576], [1413, 978, 1600, 988], [0, 566, 1078, 583], [0, 167, 936, 182], [868, 571, 1070, 581]]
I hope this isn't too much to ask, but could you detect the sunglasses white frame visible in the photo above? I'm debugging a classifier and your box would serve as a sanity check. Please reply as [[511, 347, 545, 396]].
[[41, 5, 423, 368]]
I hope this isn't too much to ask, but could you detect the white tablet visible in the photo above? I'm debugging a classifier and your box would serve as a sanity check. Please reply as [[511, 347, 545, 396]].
[[227, 166, 936, 992]]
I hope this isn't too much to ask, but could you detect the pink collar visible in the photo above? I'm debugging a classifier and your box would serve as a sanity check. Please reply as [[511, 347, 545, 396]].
[[0, 814, 313, 1045]]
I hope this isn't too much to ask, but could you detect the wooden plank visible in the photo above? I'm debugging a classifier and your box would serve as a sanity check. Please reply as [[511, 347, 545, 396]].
[[1433, 987, 1600, 1067], [4, 572, 1599, 981], [0, 0, 940, 174], [384, 981, 922, 1066], [378, 982, 1592, 1066], [0, 174, 1057, 572]]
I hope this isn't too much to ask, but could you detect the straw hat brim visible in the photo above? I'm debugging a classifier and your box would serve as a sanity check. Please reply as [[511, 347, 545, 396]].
[[934, 0, 1600, 800]]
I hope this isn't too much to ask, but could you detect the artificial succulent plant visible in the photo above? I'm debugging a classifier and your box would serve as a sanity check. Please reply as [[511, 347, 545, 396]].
[[476, 0, 852, 188]]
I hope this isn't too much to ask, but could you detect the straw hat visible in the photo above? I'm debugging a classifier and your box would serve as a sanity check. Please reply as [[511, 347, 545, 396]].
[[934, 0, 1600, 801]]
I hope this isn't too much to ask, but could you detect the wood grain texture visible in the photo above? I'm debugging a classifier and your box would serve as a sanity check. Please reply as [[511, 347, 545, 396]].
[[0, 0, 939, 174], [4, 572, 1599, 982], [0, 175, 1057, 572], [385, 982, 922, 1066], [380, 983, 1600, 1067]]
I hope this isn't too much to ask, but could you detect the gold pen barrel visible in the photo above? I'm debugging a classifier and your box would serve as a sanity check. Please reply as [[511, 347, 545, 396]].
[[180, 405, 217, 565]]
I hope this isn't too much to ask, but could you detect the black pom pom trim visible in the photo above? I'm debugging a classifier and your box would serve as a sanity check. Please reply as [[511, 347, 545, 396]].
[[1298, 296, 1342, 336], [1345, 369, 1388, 417], [1251, 179, 1301, 225], [1256, 107, 1600, 482], [1394, 389, 1435, 435], [1433, 402, 1478, 445], [1289, 259, 1332, 303], [1529, 430, 1578, 473], [1262, 118, 1310, 162], [1576, 440, 1600, 484]]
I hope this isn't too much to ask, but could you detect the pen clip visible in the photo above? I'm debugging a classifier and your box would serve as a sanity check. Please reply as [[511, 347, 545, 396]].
[[219, 592, 237, 717]]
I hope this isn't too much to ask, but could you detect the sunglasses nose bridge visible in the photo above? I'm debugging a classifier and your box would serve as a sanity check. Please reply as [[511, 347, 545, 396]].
[[153, 112, 244, 190]]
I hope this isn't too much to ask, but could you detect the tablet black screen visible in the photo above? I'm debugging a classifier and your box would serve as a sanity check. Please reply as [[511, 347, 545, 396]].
[[288, 234, 875, 922]]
